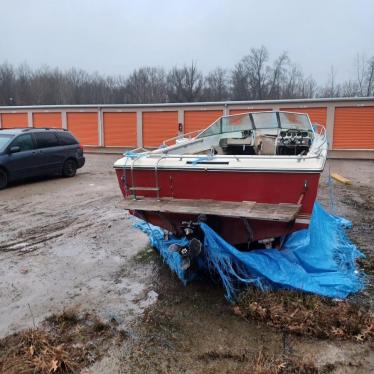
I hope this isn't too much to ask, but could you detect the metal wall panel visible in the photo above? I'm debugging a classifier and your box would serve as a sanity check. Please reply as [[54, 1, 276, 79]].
[[1, 99, 374, 152], [1, 113, 28, 128], [33, 112, 62, 128], [103, 112, 137, 147], [333, 107, 374, 149], [143, 111, 178, 147], [184, 110, 223, 134], [67, 112, 98, 146]]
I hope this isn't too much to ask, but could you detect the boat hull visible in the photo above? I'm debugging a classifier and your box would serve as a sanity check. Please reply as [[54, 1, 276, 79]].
[[115, 167, 321, 245]]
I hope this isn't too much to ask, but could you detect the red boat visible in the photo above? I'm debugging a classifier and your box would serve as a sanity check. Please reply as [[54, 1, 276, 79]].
[[114, 111, 327, 252]]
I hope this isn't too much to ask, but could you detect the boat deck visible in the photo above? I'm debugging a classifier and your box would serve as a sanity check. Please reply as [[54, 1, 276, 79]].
[[121, 198, 301, 222]]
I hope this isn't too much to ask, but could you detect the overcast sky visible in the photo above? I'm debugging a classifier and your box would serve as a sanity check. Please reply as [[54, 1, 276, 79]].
[[1, 0, 373, 83]]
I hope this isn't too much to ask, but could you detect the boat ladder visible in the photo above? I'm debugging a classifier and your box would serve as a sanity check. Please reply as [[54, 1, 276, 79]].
[[125, 154, 167, 200]]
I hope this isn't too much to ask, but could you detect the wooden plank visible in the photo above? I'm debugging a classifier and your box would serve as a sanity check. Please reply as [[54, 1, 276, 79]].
[[121, 198, 300, 222], [331, 173, 352, 185]]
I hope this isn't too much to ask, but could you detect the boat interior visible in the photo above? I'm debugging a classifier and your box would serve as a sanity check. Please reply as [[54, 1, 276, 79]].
[[151, 111, 324, 157]]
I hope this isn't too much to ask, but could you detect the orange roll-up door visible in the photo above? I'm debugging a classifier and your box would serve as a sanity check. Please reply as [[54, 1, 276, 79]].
[[333, 107, 374, 149], [184, 110, 223, 134], [1, 113, 28, 128], [67, 112, 98, 146], [281, 107, 327, 127], [33, 112, 62, 128], [103, 112, 137, 147], [143, 111, 178, 147]]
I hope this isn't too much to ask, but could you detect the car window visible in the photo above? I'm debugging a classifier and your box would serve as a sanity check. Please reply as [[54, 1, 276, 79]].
[[0, 134, 14, 152], [56, 132, 78, 145], [10, 134, 34, 152], [34, 132, 60, 148]]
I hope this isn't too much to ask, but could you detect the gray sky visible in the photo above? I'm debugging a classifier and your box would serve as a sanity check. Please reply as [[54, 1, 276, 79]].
[[1, 0, 373, 83]]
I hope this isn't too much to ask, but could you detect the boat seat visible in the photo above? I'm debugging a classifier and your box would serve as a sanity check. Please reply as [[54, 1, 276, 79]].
[[255, 135, 277, 155], [214, 146, 225, 155]]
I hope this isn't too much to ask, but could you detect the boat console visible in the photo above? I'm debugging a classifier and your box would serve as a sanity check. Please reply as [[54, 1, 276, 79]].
[[217, 128, 312, 156], [275, 129, 312, 155]]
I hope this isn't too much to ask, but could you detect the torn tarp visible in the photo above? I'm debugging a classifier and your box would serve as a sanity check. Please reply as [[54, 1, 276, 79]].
[[134, 203, 365, 300]]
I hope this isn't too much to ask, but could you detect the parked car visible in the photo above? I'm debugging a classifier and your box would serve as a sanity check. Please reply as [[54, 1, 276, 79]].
[[0, 128, 85, 189]]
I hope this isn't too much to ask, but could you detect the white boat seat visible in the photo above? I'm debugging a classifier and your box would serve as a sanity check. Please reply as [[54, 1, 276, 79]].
[[255, 135, 277, 155]]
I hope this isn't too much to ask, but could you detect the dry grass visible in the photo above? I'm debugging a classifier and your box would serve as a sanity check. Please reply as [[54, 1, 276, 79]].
[[240, 349, 335, 374], [0, 309, 124, 374], [199, 348, 335, 374], [236, 288, 374, 341]]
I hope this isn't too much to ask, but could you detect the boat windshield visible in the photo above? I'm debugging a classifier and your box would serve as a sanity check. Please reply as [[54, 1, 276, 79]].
[[0, 134, 14, 152], [278, 112, 311, 130], [197, 111, 311, 138]]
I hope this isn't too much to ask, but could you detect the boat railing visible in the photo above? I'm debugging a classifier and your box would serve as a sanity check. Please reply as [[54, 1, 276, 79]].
[[313, 123, 326, 136], [145, 152, 325, 161], [311, 123, 327, 155], [162, 129, 204, 146], [123, 146, 148, 156], [123, 123, 327, 162]]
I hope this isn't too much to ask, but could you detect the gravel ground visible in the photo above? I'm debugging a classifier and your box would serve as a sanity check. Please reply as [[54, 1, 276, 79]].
[[0, 155, 153, 338], [0, 154, 373, 373]]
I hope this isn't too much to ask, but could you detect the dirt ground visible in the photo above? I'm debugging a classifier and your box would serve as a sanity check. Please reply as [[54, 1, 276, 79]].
[[0, 154, 373, 373]]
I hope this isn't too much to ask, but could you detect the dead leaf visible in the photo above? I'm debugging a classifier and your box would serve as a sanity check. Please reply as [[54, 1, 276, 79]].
[[277, 361, 287, 369], [233, 306, 242, 316], [49, 359, 59, 373], [29, 345, 34, 356]]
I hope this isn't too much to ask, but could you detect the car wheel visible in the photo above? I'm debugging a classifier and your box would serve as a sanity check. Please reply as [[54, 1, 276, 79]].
[[62, 159, 77, 177], [0, 169, 8, 190]]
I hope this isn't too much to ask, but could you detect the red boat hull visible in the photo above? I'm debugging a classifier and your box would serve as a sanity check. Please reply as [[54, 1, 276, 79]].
[[116, 168, 321, 245]]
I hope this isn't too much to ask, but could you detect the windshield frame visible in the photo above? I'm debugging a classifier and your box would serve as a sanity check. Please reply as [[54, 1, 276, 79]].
[[196, 111, 314, 139]]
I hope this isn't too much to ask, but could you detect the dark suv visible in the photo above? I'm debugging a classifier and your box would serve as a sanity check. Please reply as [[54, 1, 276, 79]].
[[0, 128, 85, 189]]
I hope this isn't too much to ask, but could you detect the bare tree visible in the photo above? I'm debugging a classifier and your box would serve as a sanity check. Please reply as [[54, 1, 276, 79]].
[[125, 67, 167, 103], [356, 54, 366, 96], [231, 46, 270, 100], [0, 63, 16, 105], [267, 52, 289, 99], [365, 57, 374, 96], [298, 76, 317, 98], [203, 67, 229, 101], [231, 62, 249, 100], [0, 49, 372, 105], [243, 46, 269, 100], [318, 66, 341, 97], [340, 79, 359, 97], [167, 62, 204, 102]]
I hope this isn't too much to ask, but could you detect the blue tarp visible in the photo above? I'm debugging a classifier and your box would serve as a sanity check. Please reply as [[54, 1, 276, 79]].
[[134, 202, 365, 300]]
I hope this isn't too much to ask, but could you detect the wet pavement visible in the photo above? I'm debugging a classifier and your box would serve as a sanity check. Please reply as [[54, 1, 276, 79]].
[[0, 155, 153, 337], [0, 155, 373, 373]]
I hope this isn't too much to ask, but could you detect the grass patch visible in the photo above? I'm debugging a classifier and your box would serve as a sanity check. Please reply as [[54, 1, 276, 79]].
[[236, 288, 374, 341], [0, 310, 124, 373], [133, 245, 157, 264], [199, 348, 336, 373], [45, 309, 79, 329], [240, 349, 335, 374]]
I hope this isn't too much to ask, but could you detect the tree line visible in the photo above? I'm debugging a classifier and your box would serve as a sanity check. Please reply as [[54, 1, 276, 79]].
[[0, 46, 373, 106]]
